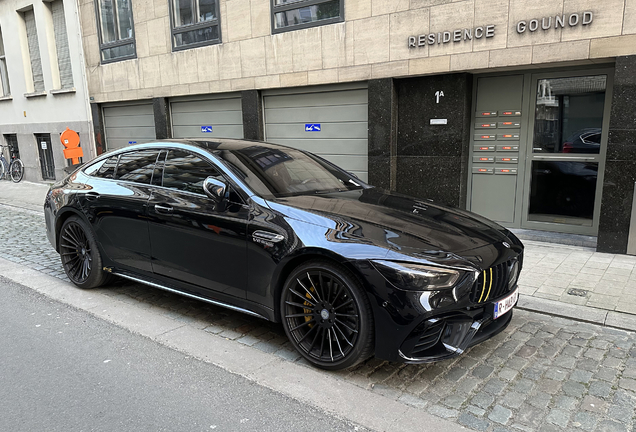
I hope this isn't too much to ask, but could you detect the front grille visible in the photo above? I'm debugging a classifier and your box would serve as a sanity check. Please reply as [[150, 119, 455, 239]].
[[470, 259, 517, 303]]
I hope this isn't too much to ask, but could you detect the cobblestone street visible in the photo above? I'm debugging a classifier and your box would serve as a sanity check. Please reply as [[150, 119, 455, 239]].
[[1, 203, 635, 432]]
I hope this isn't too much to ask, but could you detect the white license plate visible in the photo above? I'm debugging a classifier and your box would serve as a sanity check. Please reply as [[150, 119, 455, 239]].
[[493, 289, 518, 319]]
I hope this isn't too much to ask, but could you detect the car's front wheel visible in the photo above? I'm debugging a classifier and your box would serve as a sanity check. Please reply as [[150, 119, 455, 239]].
[[281, 260, 374, 370], [59, 216, 110, 289]]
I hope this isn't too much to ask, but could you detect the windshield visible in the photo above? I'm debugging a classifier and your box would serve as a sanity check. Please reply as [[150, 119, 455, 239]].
[[214, 145, 367, 198]]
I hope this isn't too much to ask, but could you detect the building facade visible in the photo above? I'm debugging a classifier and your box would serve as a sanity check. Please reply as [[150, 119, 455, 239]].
[[76, 0, 636, 254], [0, 0, 96, 182]]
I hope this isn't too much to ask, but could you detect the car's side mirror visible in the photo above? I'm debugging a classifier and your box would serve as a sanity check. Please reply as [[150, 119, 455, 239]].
[[203, 177, 227, 202]]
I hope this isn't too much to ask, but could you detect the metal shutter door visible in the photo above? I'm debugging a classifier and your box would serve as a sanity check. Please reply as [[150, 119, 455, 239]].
[[103, 103, 156, 150], [24, 10, 44, 92], [264, 87, 369, 182], [171, 95, 244, 139], [51, 0, 73, 89]]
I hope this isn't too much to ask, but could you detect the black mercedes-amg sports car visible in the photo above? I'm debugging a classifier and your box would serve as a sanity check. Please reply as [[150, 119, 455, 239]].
[[44, 139, 523, 370]]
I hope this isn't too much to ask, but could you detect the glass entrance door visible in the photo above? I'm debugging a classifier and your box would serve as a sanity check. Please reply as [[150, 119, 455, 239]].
[[522, 72, 611, 235]]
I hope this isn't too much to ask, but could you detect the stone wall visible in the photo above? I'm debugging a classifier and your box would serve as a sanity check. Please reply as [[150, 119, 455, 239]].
[[81, 0, 636, 103]]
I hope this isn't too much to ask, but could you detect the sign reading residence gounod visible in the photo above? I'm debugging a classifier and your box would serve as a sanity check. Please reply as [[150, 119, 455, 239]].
[[408, 11, 594, 48]]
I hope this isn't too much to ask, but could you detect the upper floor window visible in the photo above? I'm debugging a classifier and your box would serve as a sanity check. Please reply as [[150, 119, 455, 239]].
[[0, 28, 9, 96], [95, 0, 136, 63], [50, 0, 73, 89], [23, 9, 45, 93], [170, 0, 221, 50], [271, 0, 343, 34]]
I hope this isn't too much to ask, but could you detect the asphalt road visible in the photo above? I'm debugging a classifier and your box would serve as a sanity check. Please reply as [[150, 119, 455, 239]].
[[0, 278, 367, 432]]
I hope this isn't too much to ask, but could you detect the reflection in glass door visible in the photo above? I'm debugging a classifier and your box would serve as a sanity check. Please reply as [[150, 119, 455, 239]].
[[523, 74, 609, 234]]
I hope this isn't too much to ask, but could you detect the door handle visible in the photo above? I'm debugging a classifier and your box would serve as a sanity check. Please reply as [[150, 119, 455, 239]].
[[85, 192, 100, 201], [154, 204, 174, 214]]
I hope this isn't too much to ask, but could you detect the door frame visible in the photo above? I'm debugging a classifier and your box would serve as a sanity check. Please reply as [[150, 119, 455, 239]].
[[520, 67, 614, 236], [467, 64, 614, 236]]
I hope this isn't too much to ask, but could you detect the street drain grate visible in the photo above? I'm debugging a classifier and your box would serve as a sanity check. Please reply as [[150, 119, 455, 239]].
[[567, 288, 588, 297]]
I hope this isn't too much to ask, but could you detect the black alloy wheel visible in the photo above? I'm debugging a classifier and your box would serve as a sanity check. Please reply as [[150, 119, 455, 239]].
[[281, 261, 374, 370], [59, 216, 110, 289]]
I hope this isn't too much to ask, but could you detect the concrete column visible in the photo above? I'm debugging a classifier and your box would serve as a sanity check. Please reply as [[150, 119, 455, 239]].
[[90, 103, 105, 156], [394, 73, 472, 208], [368, 78, 396, 191], [241, 90, 264, 141], [153, 97, 171, 140], [597, 56, 636, 253]]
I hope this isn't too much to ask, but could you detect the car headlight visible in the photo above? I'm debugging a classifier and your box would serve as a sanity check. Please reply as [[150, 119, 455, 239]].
[[371, 260, 465, 291]]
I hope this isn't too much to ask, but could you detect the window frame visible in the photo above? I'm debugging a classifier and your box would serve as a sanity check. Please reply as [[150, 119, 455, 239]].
[[94, 0, 137, 64], [0, 27, 10, 96], [168, 0, 222, 51], [270, 0, 344, 34]]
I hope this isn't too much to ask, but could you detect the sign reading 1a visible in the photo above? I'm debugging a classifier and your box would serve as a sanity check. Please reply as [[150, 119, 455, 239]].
[[435, 91, 444, 104]]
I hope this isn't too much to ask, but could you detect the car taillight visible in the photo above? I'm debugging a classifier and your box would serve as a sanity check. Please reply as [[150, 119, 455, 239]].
[[563, 142, 573, 153]]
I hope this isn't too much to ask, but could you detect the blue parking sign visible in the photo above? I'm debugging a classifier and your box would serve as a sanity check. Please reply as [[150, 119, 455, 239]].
[[201, 126, 213, 133], [305, 124, 321, 132]]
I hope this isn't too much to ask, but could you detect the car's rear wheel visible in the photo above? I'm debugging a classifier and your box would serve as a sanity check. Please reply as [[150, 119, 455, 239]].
[[59, 216, 110, 289], [281, 260, 374, 370]]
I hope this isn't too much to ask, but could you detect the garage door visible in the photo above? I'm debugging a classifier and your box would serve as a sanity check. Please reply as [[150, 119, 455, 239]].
[[263, 84, 368, 181], [171, 94, 243, 139], [103, 102, 156, 151]]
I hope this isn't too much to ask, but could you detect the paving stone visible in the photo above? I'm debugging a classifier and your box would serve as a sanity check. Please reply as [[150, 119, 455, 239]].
[[528, 392, 551, 409], [471, 392, 495, 409], [618, 378, 636, 392], [594, 367, 617, 382], [581, 395, 608, 413], [588, 381, 613, 398], [498, 367, 519, 381], [465, 405, 486, 417], [427, 404, 458, 419], [516, 404, 545, 428], [595, 420, 627, 432], [516, 346, 538, 358], [544, 368, 568, 381], [571, 370, 594, 384], [537, 379, 562, 394], [572, 412, 598, 432], [441, 394, 467, 409], [456, 377, 480, 394], [501, 391, 526, 409], [512, 378, 535, 394], [488, 405, 512, 425], [472, 364, 495, 379], [554, 356, 577, 369], [562, 380, 587, 398], [545, 409, 570, 427], [553, 395, 577, 410], [458, 413, 490, 431], [445, 367, 468, 382], [483, 378, 508, 395], [577, 358, 601, 372], [521, 367, 544, 380]]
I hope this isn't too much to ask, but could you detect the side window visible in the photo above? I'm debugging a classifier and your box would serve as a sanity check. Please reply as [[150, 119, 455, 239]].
[[162, 150, 220, 194], [93, 155, 119, 179], [271, 0, 343, 34], [170, 0, 221, 50], [95, 0, 136, 63], [116, 150, 160, 184]]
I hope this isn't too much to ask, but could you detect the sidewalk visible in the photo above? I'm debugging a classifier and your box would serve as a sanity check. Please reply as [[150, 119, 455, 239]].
[[2, 179, 636, 331]]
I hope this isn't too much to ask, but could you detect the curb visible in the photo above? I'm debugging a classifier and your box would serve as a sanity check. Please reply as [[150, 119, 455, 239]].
[[517, 294, 636, 333]]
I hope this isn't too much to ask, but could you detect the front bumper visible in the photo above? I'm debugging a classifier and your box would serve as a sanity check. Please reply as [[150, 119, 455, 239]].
[[398, 307, 514, 363], [351, 247, 522, 363]]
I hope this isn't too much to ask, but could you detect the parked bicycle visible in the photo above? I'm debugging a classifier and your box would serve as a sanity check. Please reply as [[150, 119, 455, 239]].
[[0, 144, 24, 182]]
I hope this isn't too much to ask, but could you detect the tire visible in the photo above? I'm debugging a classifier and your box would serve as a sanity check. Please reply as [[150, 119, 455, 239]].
[[0, 158, 5, 181], [59, 215, 110, 289], [10, 159, 24, 183], [280, 260, 374, 370]]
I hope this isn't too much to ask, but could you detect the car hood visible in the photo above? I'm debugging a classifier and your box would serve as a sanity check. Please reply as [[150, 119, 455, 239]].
[[265, 188, 512, 258]]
